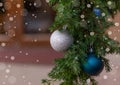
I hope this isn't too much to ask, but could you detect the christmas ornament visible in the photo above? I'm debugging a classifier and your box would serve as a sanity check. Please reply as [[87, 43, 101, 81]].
[[50, 30, 73, 52], [93, 8, 101, 16], [82, 52, 104, 76]]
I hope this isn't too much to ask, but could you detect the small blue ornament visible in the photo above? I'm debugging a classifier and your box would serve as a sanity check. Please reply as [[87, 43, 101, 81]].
[[93, 8, 101, 16], [82, 53, 104, 76]]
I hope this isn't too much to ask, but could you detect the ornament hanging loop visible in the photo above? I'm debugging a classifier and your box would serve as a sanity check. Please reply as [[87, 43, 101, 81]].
[[89, 43, 94, 53]]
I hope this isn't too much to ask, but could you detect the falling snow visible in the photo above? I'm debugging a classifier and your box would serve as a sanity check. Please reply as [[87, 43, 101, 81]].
[[90, 31, 95, 36], [108, 31, 112, 35], [103, 75, 108, 79], [19, 51, 22, 54], [46, 0, 49, 3], [0, 0, 119, 85], [0, 2, 3, 7], [16, 4, 21, 8], [10, 56, 15, 61], [105, 48, 110, 52], [9, 17, 14, 21], [25, 53, 29, 56], [115, 22, 120, 27], [1, 43, 6, 47], [34, 0, 42, 7], [5, 69, 10, 74]]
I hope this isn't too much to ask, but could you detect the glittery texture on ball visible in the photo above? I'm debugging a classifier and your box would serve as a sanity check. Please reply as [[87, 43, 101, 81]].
[[82, 53, 104, 76], [93, 8, 101, 16], [50, 30, 73, 52]]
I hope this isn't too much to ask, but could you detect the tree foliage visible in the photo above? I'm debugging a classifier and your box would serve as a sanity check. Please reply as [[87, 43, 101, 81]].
[[42, 0, 120, 85]]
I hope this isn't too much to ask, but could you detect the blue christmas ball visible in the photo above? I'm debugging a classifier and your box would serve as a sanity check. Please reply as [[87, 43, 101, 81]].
[[82, 53, 104, 76], [93, 8, 101, 16]]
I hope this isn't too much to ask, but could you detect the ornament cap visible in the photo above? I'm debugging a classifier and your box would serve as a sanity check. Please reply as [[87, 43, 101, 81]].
[[88, 44, 94, 53], [93, 8, 101, 16], [89, 48, 93, 53]]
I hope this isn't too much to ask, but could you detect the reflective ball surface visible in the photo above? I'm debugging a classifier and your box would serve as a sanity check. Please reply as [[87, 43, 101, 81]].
[[50, 30, 73, 52], [83, 53, 104, 76]]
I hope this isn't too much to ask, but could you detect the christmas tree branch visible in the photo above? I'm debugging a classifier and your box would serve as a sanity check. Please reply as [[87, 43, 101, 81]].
[[42, 0, 120, 85]]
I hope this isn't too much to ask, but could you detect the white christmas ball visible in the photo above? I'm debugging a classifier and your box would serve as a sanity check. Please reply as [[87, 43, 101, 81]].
[[50, 30, 74, 52]]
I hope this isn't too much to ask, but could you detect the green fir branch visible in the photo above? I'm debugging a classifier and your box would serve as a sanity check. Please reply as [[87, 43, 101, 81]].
[[42, 0, 120, 85]]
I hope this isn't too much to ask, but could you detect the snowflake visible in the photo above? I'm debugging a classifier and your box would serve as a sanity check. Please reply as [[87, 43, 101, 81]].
[[16, 4, 21, 8], [1, 43, 6, 47], [103, 75, 108, 79], [5, 69, 10, 73], [114, 22, 119, 27], [9, 17, 14, 21], [108, 31, 112, 35], [90, 32, 95, 36], [10, 56, 15, 61], [0, 2, 3, 7]]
